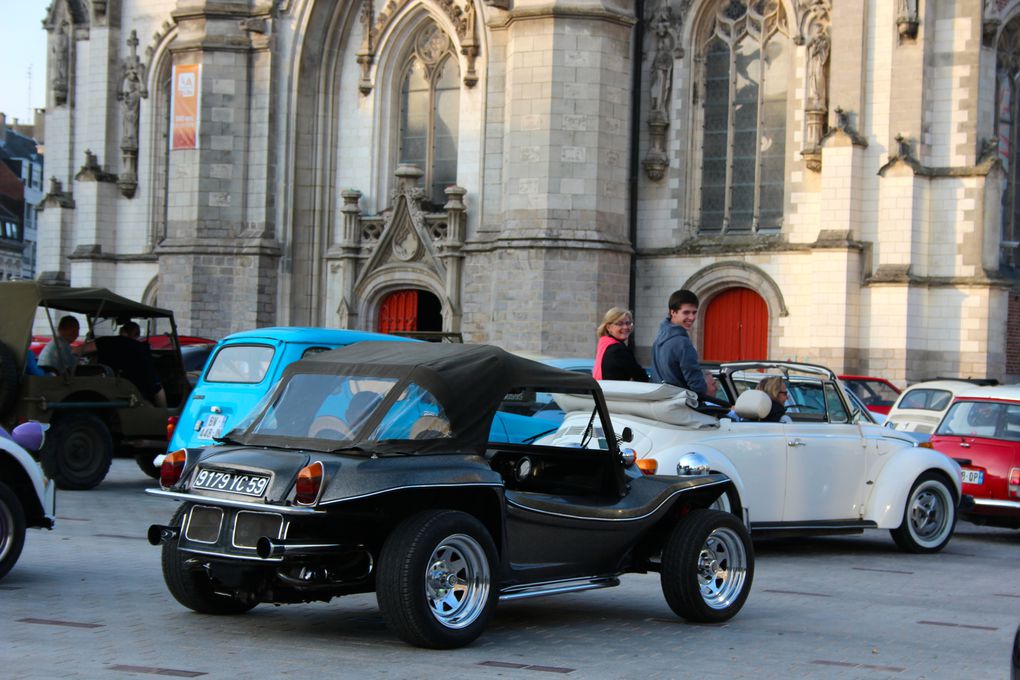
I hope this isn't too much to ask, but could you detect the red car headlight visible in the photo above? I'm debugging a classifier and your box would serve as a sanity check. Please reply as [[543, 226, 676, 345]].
[[161, 449, 187, 488]]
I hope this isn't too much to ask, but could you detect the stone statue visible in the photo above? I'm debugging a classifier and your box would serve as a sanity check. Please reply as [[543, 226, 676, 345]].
[[806, 23, 830, 111], [52, 23, 69, 104], [119, 67, 143, 151], [649, 6, 675, 118]]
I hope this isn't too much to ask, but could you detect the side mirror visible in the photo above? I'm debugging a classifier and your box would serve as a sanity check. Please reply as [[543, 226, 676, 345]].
[[618, 426, 633, 443], [12, 421, 46, 453]]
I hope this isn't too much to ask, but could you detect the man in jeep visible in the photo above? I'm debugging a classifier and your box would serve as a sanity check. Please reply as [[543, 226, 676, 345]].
[[38, 316, 94, 374]]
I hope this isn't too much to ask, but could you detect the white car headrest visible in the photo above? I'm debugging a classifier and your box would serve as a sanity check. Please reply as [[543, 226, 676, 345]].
[[734, 390, 772, 420]]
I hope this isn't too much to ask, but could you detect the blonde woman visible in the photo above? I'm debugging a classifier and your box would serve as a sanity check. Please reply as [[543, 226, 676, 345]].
[[594, 308, 649, 382], [757, 375, 791, 423]]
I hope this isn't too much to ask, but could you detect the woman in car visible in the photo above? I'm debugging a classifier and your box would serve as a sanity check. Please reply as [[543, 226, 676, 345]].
[[593, 307, 649, 382], [758, 376, 791, 423]]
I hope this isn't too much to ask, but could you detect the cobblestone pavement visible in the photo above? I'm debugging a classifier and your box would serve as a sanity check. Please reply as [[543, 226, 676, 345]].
[[3, 460, 1018, 680]]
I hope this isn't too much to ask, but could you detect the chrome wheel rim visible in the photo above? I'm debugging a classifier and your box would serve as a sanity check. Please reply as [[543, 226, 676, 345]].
[[908, 480, 952, 546], [697, 526, 748, 610], [424, 533, 490, 629]]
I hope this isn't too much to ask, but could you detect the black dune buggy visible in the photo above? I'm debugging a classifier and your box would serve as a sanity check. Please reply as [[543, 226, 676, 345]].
[[148, 341, 753, 648]]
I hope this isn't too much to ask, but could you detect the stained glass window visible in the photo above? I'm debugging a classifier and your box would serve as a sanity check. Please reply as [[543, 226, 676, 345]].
[[698, 0, 789, 234], [398, 24, 460, 206]]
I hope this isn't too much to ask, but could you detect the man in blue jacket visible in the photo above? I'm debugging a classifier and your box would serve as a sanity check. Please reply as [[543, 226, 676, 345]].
[[650, 289, 714, 400]]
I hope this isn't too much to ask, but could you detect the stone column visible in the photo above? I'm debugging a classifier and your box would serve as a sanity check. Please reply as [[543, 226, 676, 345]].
[[156, 1, 280, 338], [466, 0, 634, 354], [440, 186, 467, 332]]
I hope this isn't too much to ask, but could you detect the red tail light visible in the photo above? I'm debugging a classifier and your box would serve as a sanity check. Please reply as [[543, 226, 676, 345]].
[[166, 416, 179, 441], [1009, 467, 1019, 499], [295, 461, 324, 505], [161, 449, 187, 488]]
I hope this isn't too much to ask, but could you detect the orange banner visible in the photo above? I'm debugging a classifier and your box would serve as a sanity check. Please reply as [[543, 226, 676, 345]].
[[171, 64, 200, 150]]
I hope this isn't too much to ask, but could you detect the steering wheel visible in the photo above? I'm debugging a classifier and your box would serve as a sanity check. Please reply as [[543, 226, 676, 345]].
[[308, 415, 353, 439]]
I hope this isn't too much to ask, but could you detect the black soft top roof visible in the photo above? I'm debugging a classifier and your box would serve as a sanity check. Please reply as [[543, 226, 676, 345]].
[[246, 341, 600, 455], [33, 284, 175, 318]]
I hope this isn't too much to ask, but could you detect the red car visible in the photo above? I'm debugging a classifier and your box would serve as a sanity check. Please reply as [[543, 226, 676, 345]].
[[30, 333, 212, 355], [839, 375, 902, 416], [929, 386, 1020, 529]]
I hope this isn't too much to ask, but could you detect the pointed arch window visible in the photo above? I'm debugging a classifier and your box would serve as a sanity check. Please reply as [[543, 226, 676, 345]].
[[697, 0, 790, 234], [398, 23, 460, 206], [997, 18, 1020, 266]]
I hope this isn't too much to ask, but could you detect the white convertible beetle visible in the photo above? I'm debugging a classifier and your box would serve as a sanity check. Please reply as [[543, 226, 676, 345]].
[[547, 361, 965, 554]]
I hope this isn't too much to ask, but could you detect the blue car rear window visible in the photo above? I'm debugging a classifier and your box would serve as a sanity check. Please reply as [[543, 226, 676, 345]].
[[205, 345, 276, 384]]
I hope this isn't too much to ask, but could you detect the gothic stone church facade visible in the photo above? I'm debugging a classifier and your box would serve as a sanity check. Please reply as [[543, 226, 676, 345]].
[[37, 0, 1020, 383]]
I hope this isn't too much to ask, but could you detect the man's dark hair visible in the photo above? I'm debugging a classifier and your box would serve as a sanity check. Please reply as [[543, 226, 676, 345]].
[[57, 315, 79, 331], [668, 289, 699, 311], [120, 321, 141, 338]]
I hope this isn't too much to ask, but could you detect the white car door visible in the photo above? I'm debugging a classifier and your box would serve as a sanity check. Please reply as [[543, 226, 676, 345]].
[[708, 422, 788, 523], [781, 381, 868, 522]]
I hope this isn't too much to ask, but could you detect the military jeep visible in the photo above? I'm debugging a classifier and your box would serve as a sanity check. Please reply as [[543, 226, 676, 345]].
[[0, 282, 191, 489]]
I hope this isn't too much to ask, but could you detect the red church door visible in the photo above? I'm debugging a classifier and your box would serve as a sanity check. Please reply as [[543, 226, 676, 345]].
[[378, 290, 418, 333], [702, 288, 768, 361], [377, 289, 443, 334]]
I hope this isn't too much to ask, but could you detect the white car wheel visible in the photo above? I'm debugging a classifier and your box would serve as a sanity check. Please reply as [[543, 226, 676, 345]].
[[890, 472, 957, 553]]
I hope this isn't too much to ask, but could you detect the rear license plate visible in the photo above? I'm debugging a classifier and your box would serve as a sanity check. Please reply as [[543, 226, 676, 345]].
[[193, 468, 271, 497], [961, 469, 984, 485], [198, 414, 227, 440]]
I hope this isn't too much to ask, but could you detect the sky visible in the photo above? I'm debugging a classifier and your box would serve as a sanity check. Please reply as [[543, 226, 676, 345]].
[[1, 2, 51, 124]]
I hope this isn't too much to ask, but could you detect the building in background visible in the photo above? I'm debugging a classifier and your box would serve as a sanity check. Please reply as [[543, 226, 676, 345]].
[[0, 111, 44, 280], [35, 0, 1020, 383]]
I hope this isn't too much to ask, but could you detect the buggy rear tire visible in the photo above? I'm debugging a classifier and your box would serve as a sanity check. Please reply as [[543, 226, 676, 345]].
[[0, 481, 27, 581], [0, 341, 19, 416], [41, 413, 113, 490], [376, 509, 498, 649], [162, 505, 257, 615], [661, 508, 753, 623]]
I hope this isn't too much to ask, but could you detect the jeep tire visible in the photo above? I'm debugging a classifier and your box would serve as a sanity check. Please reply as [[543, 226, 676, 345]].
[[41, 412, 114, 490]]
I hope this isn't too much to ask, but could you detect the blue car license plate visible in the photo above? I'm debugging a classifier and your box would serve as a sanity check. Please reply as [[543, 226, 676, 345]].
[[194, 468, 270, 497]]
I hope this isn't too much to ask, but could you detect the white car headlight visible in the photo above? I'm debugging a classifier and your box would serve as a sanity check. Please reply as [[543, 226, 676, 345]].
[[677, 452, 710, 476]]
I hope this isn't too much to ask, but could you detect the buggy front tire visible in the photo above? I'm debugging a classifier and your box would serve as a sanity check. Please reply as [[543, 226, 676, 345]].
[[162, 506, 257, 615], [661, 508, 754, 623], [377, 509, 498, 649]]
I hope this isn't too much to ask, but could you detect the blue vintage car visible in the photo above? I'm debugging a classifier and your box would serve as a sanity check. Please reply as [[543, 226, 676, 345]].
[[167, 328, 418, 454], [166, 330, 569, 458]]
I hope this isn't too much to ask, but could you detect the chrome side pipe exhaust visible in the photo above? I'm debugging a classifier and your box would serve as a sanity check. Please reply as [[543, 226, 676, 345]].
[[256, 537, 344, 559], [148, 524, 179, 546]]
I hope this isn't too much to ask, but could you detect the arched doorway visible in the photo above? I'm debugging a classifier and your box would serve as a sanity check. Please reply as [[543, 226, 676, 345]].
[[377, 289, 442, 334], [702, 287, 768, 361]]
